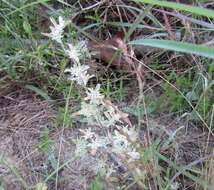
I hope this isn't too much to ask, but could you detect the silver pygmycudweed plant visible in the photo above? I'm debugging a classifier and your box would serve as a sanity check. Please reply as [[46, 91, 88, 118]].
[[43, 16, 141, 179]]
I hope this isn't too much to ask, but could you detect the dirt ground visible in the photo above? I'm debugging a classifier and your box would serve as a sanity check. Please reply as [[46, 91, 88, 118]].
[[0, 83, 114, 189]]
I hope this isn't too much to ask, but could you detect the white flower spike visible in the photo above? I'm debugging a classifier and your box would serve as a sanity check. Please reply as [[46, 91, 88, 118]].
[[64, 63, 94, 86], [85, 84, 104, 105], [127, 149, 140, 162], [66, 41, 90, 64], [66, 43, 81, 63], [43, 16, 66, 43]]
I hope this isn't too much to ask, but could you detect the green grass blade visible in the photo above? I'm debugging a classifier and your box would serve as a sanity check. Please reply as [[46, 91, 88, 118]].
[[107, 22, 162, 30], [132, 0, 214, 19], [25, 85, 52, 102], [124, 7, 152, 42], [89, 175, 102, 190], [6, 0, 50, 16], [156, 152, 211, 189], [130, 39, 214, 59]]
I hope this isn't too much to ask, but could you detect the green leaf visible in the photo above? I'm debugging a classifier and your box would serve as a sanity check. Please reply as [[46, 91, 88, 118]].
[[23, 20, 32, 35], [36, 127, 52, 152], [130, 39, 214, 59], [90, 175, 102, 190], [35, 183, 48, 190], [25, 85, 52, 101], [132, 0, 214, 19]]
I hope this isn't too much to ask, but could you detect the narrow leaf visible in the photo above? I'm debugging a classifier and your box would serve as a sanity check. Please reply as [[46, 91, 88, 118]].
[[130, 39, 214, 59], [132, 0, 214, 19], [25, 85, 52, 101]]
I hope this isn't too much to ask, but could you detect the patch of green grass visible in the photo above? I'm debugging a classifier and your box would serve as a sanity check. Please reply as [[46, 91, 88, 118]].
[[36, 127, 53, 152], [130, 39, 214, 59], [124, 95, 160, 117], [0, 0, 81, 101], [133, 0, 214, 19], [160, 70, 214, 127], [101, 78, 128, 101], [89, 175, 102, 190], [55, 106, 71, 128], [161, 73, 193, 112]]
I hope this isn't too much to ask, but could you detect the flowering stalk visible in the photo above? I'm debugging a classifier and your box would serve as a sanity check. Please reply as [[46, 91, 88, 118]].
[[43, 16, 141, 181]]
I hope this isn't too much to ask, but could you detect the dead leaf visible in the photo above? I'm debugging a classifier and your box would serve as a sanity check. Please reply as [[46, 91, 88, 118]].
[[103, 99, 132, 126], [88, 37, 134, 71]]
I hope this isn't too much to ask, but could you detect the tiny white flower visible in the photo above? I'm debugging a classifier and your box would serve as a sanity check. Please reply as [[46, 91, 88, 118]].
[[77, 40, 90, 58], [94, 159, 107, 176], [43, 16, 66, 43], [127, 149, 140, 162], [79, 128, 95, 140], [103, 107, 121, 127], [112, 130, 129, 153], [88, 136, 109, 150], [74, 138, 88, 158], [66, 43, 81, 63], [78, 102, 98, 117], [78, 102, 99, 124], [85, 84, 104, 104], [64, 63, 94, 86], [170, 182, 179, 190], [78, 102, 108, 126], [106, 165, 116, 177]]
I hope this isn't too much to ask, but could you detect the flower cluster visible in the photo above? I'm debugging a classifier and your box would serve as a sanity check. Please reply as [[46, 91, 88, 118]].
[[75, 125, 140, 176], [43, 16, 92, 86], [77, 84, 122, 127], [43, 16, 66, 44], [66, 41, 90, 64], [73, 71, 140, 175], [64, 63, 93, 86]]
